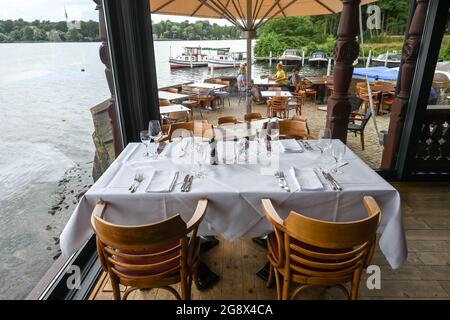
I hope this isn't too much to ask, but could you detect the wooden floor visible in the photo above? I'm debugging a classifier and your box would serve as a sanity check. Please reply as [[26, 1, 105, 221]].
[[89, 182, 450, 300]]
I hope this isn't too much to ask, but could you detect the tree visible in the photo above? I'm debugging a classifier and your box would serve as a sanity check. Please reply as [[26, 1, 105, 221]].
[[22, 26, 34, 41], [66, 28, 82, 42]]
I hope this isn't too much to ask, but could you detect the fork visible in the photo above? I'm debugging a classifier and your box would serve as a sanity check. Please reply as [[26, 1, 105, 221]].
[[129, 172, 140, 191], [130, 173, 144, 193], [279, 171, 291, 192]]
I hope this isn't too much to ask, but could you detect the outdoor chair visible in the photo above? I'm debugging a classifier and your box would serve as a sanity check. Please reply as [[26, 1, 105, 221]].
[[244, 112, 263, 122], [262, 196, 380, 300], [91, 199, 208, 300], [268, 96, 289, 119], [348, 109, 372, 150], [168, 121, 214, 142], [278, 119, 315, 140], [217, 116, 237, 126]]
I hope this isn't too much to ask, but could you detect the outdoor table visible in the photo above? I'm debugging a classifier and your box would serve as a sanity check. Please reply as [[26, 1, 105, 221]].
[[253, 78, 282, 86], [305, 76, 329, 104], [60, 139, 407, 270], [159, 104, 191, 114], [260, 91, 293, 98], [187, 82, 227, 90], [158, 91, 189, 101]]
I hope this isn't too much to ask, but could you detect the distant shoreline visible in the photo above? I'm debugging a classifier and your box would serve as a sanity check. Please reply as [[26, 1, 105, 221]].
[[0, 38, 243, 44]]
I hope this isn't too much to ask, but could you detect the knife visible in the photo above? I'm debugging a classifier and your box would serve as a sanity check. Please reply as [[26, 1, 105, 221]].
[[181, 174, 190, 192], [315, 168, 336, 190], [157, 142, 167, 155], [322, 169, 342, 191], [185, 175, 194, 192]]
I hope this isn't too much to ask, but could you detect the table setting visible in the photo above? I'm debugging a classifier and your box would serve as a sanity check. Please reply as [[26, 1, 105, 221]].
[[60, 124, 407, 270]]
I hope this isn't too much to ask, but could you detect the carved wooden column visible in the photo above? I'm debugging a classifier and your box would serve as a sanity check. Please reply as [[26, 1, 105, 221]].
[[326, 0, 360, 143], [380, 0, 428, 169], [94, 0, 123, 157]]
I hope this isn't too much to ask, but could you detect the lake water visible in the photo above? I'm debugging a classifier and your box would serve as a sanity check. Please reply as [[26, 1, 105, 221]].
[[0, 40, 326, 299]]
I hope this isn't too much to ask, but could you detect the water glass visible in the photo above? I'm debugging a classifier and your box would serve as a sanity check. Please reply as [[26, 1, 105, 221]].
[[193, 142, 209, 178], [148, 120, 162, 159], [331, 142, 346, 174], [317, 128, 332, 159], [140, 130, 151, 157]]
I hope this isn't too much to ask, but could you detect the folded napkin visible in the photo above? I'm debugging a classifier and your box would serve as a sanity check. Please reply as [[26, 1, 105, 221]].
[[279, 139, 304, 153], [145, 170, 178, 193], [295, 167, 324, 191], [284, 167, 301, 192]]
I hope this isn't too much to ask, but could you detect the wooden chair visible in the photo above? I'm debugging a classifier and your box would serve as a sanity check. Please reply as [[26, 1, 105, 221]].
[[159, 99, 171, 106], [168, 121, 214, 142], [91, 199, 208, 300], [357, 87, 380, 113], [348, 109, 372, 150], [168, 112, 189, 124], [262, 196, 381, 300], [269, 96, 289, 119], [302, 81, 317, 105], [244, 112, 263, 122], [268, 86, 282, 91], [291, 91, 304, 116], [291, 115, 311, 135], [217, 116, 237, 126], [380, 92, 395, 115], [165, 87, 178, 94], [279, 119, 316, 140]]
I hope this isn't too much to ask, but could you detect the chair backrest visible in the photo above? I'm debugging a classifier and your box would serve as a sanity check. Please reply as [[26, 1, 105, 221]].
[[181, 85, 192, 94], [263, 196, 381, 281], [360, 109, 372, 128], [169, 111, 189, 122], [159, 99, 171, 106], [348, 95, 364, 113], [244, 112, 262, 122], [166, 88, 178, 94], [268, 86, 282, 91], [279, 119, 309, 139], [168, 121, 214, 141], [92, 200, 207, 283], [218, 116, 237, 125], [271, 96, 289, 108]]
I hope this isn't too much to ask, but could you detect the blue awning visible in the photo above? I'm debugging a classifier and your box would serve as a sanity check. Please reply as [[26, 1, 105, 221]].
[[353, 66, 399, 81]]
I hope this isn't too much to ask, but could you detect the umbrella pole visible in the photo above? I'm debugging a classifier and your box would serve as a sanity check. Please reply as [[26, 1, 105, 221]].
[[246, 35, 252, 114]]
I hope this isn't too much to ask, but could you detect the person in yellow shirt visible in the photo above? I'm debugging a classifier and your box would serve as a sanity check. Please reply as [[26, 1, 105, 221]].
[[269, 63, 288, 87]]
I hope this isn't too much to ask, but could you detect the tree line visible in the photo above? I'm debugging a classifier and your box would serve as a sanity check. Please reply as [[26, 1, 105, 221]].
[[0, 19, 241, 43]]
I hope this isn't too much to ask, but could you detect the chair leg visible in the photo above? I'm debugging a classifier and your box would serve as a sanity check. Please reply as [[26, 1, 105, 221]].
[[360, 131, 365, 150], [274, 269, 282, 300], [180, 273, 190, 300], [110, 274, 121, 300], [266, 263, 274, 288], [350, 268, 363, 300], [281, 274, 290, 300]]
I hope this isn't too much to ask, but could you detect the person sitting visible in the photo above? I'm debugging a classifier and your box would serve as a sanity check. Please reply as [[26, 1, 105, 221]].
[[269, 63, 288, 89], [237, 63, 247, 83], [287, 67, 302, 92]]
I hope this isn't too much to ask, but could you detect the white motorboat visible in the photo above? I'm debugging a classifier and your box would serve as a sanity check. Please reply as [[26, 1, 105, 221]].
[[208, 50, 246, 69], [279, 49, 303, 66]]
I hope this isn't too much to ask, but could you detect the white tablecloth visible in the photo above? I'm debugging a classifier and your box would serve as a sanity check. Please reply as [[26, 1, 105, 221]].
[[60, 140, 407, 269]]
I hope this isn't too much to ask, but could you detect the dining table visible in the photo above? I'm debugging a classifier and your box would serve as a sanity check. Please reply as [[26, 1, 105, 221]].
[[260, 91, 293, 98], [159, 104, 191, 114], [60, 136, 407, 272], [158, 91, 189, 101], [253, 78, 282, 86], [187, 82, 227, 90]]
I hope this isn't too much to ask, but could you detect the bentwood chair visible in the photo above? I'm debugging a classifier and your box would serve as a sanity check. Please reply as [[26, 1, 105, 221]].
[[91, 199, 208, 300], [244, 112, 263, 122], [165, 87, 178, 94], [217, 116, 237, 126], [168, 121, 214, 142], [278, 119, 316, 140], [269, 96, 289, 119], [262, 197, 381, 300]]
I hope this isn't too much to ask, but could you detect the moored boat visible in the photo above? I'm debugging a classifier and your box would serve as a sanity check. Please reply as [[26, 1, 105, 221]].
[[279, 49, 303, 66], [207, 50, 246, 69], [308, 51, 328, 67], [371, 52, 401, 68], [169, 46, 209, 69]]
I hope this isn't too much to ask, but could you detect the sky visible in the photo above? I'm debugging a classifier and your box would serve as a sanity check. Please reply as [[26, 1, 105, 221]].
[[0, 0, 230, 25]]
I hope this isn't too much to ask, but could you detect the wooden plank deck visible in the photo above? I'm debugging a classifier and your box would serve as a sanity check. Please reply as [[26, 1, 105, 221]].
[[89, 182, 450, 300]]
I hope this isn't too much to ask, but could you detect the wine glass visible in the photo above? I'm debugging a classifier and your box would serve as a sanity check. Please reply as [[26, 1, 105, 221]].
[[140, 130, 150, 157], [317, 128, 332, 159], [331, 142, 346, 174], [148, 120, 162, 159], [193, 142, 209, 178]]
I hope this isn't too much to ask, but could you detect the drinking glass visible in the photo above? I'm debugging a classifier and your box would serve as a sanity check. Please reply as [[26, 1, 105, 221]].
[[148, 120, 163, 159], [331, 142, 346, 174], [193, 142, 209, 178], [316, 128, 332, 160], [140, 130, 151, 157]]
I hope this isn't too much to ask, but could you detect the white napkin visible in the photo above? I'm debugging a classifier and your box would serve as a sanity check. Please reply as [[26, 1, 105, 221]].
[[145, 170, 178, 193], [279, 139, 304, 153], [107, 165, 136, 189], [285, 167, 301, 192], [296, 167, 324, 191]]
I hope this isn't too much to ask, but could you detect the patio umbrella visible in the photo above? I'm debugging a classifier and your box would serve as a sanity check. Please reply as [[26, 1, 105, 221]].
[[150, 0, 377, 112]]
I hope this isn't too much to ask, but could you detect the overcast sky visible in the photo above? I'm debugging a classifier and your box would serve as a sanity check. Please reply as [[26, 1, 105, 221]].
[[0, 0, 230, 25]]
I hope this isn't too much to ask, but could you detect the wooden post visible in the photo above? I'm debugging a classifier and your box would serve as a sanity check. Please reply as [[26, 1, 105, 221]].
[[380, 0, 428, 169], [94, 0, 123, 156], [326, 0, 361, 143]]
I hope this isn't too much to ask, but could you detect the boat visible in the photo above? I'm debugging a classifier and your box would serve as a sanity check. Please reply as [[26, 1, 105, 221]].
[[308, 51, 328, 67], [279, 49, 303, 66], [371, 52, 402, 68], [169, 46, 209, 69], [207, 50, 246, 69], [353, 66, 399, 81]]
